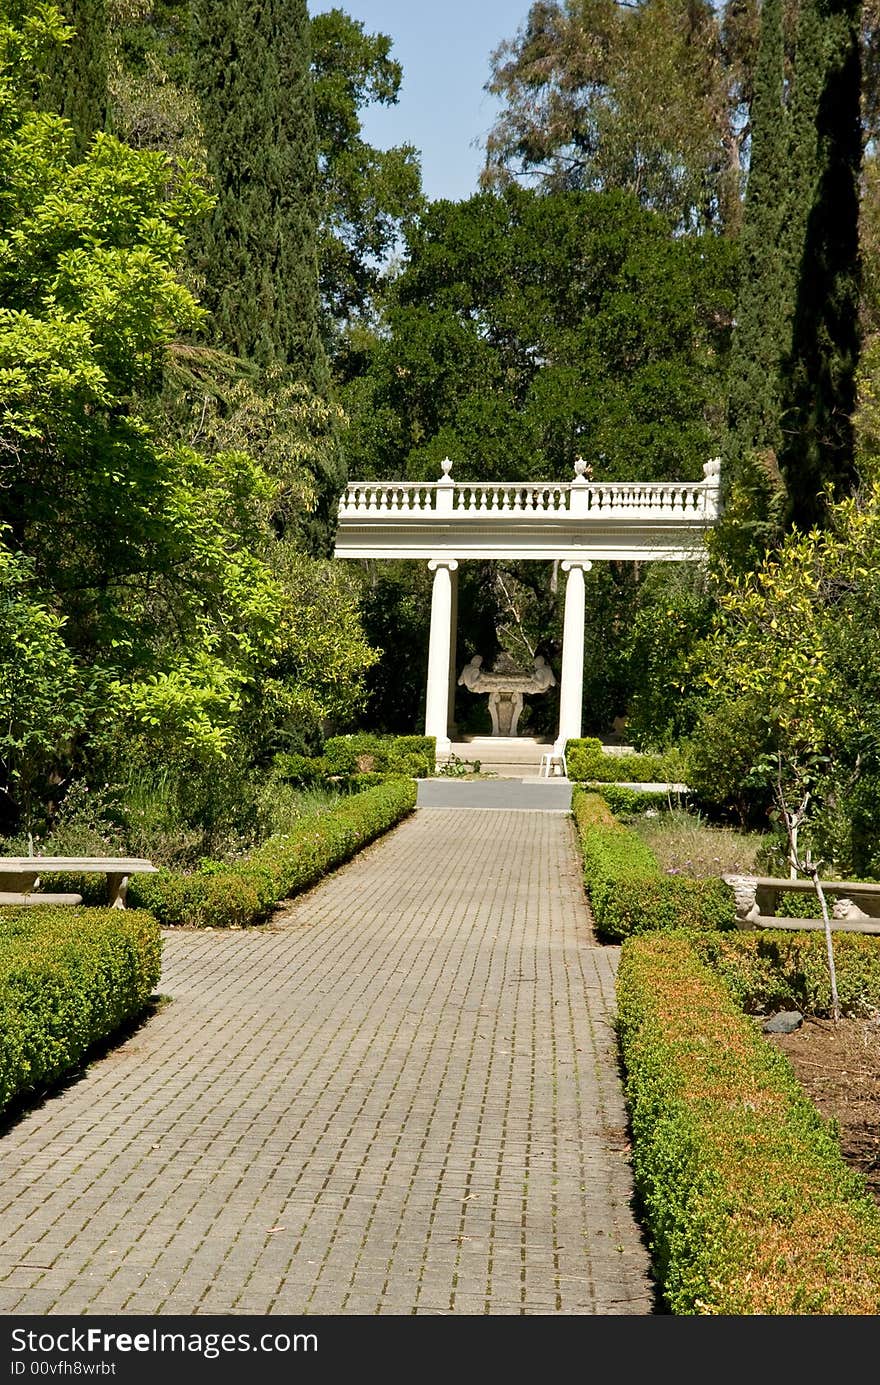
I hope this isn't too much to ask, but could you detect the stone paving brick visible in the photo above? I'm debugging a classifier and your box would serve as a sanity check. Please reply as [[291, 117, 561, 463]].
[[0, 807, 654, 1316]]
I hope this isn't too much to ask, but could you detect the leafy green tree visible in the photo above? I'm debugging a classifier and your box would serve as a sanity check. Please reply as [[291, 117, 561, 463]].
[[344, 186, 736, 484], [0, 5, 376, 820], [311, 7, 424, 351], [719, 0, 789, 566], [0, 539, 91, 831], [482, 0, 751, 233], [688, 472, 880, 878]]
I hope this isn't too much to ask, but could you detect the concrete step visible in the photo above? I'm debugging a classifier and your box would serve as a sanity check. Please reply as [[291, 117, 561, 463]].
[[449, 736, 551, 770]]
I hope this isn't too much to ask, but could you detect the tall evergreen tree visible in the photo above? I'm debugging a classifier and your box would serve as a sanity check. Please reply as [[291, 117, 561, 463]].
[[188, 0, 344, 555], [41, 0, 110, 154], [189, 0, 327, 387], [779, 0, 863, 528], [720, 0, 789, 562]]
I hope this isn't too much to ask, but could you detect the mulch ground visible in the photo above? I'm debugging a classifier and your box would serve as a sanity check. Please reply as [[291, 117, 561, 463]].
[[768, 1014, 880, 1204]]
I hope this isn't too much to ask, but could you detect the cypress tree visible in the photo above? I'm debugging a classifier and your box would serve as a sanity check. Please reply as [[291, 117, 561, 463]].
[[42, 0, 110, 155], [189, 0, 327, 387], [720, 0, 789, 562], [189, 0, 344, 555], [779, 0, 862, 529]]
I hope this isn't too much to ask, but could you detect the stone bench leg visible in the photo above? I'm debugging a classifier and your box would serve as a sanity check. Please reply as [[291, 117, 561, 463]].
[[107, 873, 129, 909]]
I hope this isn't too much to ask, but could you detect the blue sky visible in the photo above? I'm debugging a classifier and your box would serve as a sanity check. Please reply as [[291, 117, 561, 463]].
[[309, 1, 533, 203]]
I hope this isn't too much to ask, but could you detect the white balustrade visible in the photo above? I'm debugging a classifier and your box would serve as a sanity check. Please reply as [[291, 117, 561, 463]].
[[339, 472, 720, 522]]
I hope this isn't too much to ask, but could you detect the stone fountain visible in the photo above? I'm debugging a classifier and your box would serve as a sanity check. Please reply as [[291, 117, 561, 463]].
[[457, 652, 556, 737]]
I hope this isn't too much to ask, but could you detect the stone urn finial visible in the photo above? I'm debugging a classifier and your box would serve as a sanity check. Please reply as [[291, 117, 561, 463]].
[[440, 456, 453, 478], [574, 455, 587, 478]]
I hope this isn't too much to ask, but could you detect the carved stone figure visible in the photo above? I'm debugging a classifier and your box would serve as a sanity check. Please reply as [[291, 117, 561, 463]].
[[831, 897, 871, 921], [725, 875, 761, 925], [457, 652, 557, 736], [458, 655, 484, 691]]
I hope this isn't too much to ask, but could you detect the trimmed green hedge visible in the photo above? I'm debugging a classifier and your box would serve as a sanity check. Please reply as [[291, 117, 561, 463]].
[[0, 908, 161, 1114], [587, 784, 682, 816], [573, 790, 734, 940], [566, 737, 684, 784], [274, 735, 435, 786], [617, 933, 880, 1313], [692, 928, 880, 1019], [129, 778, 417, 927]]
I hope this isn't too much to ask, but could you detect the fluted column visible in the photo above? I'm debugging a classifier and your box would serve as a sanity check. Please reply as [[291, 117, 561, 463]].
[[425, 559, 458, 757], [555, 559, 592, 753]]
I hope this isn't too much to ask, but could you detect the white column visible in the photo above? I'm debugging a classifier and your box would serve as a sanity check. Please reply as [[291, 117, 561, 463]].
[[555, 559, 592, 754], [425, 559, 458, 757], [447, 563, 459, 739]]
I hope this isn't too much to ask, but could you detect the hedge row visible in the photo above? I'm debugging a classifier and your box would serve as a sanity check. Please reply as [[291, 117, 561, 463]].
[[0, 908, 161, 1115], [617, 933, 880, 1313], [274, 735, 435, 786], [584, 784, 683, 816], [566, 737, 684, 784], [692, 928, 880, 1019], [128, 778, 417, 927], [572, 790, 734, 940]]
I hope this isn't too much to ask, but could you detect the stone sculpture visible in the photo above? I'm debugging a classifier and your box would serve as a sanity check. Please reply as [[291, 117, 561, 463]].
[[457, 652, 557, 736]]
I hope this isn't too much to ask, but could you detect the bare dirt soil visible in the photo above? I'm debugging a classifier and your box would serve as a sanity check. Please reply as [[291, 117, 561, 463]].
[[768, 1015, 880, 1204]]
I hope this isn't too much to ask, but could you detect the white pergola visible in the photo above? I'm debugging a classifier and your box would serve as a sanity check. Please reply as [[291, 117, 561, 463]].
[[334, 456, 722, 757]]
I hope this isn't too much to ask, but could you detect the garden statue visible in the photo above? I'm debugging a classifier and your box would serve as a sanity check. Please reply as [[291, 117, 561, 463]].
[[457, 652, 557, 736]]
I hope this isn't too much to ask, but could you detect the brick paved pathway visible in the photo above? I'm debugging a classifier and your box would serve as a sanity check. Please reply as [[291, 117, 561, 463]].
[[0, 809, 654, 1316]]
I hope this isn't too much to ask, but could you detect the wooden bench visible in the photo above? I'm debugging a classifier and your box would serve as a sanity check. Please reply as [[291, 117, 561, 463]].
[[722, 873, 880, 935], [0, 857, 159, 910]]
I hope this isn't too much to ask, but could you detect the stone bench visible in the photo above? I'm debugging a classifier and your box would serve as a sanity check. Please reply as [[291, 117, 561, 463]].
[[0, 857, 159, 909], [722, 873, 880, 934]]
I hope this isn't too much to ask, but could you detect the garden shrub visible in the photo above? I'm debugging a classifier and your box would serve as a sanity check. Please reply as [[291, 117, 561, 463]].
[[271, 752, 329, 786], [573, 790, 735, 940], [691, 928, 880, 1019], [129, 779, 417, 926], [566, 737, 684, 784], [0, 908, 161, 1114], [274, 735, 435, 785], [617, 933, 880, 1313], [322, 734, 434, 779], [589, 784, 683, 816]]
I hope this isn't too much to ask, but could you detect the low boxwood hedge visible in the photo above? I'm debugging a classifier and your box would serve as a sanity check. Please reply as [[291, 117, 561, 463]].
[[573, 789, 734, 940], [128, 778, 417, 927], [0, 907, 161, 1115], [566, 737, 684, 784], [588, 784, 684, 816], [691, 928, 880, 1018], [617, 933, 880, 1313], [273, 734, 435, 785]]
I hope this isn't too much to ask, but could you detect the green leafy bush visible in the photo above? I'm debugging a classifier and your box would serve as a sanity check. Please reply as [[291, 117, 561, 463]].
[[590, 784, 683, 815], [129, 779, 417, 926], [573, 790, 734, 940], [617, 934, 880, 1313], [322, 734, 435, 779], [691, 929, 880, 1018], [566, 737, 684, 784], [0, 908, 161, 1114], [271, 753, 329, 786]]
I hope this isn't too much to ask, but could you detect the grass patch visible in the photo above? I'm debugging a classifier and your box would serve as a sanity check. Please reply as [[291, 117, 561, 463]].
[[628, 807, 767, 878]]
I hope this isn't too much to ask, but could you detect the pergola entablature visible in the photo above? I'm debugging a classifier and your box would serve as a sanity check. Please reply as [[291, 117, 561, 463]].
[[334, 456, 722, 562]]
